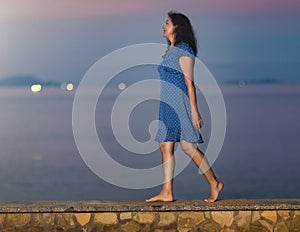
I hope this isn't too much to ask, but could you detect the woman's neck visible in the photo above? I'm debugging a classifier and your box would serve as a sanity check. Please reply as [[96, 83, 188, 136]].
[[168, 36, 175, 47]]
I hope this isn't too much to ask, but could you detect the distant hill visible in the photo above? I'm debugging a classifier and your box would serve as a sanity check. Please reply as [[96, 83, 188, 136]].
[[0, 75, 61, 87], [224, 78, 285, 86]]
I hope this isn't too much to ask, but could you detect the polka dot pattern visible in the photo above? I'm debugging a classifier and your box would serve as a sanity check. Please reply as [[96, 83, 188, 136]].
[[155, 42, 204, 143]]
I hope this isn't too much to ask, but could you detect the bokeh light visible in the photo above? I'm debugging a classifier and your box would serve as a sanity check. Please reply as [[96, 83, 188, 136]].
[[30, 84, 42, 93]]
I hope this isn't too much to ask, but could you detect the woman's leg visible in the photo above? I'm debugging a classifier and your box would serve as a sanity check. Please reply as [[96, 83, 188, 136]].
[[180, 140, 224, 202], [146, 141, 175, 202]]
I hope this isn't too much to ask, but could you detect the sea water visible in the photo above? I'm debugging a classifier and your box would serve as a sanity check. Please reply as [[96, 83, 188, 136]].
[[0, 84, 299, 201]]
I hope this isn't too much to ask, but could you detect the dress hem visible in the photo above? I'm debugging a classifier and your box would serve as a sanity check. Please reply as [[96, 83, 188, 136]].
[[154, 139, 204, 143]]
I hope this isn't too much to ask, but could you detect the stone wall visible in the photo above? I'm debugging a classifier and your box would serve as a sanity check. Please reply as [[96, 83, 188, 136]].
[[0, 199, 299, 231]]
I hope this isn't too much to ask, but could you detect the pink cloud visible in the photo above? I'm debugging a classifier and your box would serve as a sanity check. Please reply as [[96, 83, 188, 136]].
[[1, 0, 299, 21], [0, 0, 166, 21], [197, 0, 300, 12]]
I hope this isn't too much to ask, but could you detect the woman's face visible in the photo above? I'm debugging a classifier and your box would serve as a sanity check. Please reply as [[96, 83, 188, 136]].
[[162, 18, 176, 40]]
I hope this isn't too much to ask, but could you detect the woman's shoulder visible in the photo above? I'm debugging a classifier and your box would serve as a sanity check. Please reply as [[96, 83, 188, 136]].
[[176, 42, 194, 56]]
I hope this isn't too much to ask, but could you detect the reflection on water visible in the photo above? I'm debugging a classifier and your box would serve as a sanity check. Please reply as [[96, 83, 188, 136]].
[[0, 84, 299, 201]]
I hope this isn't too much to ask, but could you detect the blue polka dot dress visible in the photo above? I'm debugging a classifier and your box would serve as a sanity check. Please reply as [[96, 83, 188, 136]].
[[155, 42, 204, 143]]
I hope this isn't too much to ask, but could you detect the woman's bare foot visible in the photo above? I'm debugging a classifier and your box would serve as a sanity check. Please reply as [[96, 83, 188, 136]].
[[204, 181, 224, 203], [145, 193, 173, 202]]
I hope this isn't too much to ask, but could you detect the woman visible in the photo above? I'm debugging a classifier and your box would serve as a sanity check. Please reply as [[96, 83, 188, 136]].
[[146, 11, 223, 203]]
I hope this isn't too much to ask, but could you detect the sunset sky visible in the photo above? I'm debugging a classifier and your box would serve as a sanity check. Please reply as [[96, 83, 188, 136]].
[[1, 0, 299, 84]]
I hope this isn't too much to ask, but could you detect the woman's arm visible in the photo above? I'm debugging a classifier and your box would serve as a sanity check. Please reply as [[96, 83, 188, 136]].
[[179, 56, 204, 129]]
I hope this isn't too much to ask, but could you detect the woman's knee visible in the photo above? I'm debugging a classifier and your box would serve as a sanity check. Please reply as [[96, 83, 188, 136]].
[[180, 141, 197, 156], [159, 142, 174, 154]]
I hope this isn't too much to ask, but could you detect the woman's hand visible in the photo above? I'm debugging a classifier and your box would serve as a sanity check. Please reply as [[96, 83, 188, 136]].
[[191, 109, 204, 130]]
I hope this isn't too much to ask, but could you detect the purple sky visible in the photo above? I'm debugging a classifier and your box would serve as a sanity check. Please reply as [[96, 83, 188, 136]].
[[2, 0, 300, 20], [0, 0, 299, 83]]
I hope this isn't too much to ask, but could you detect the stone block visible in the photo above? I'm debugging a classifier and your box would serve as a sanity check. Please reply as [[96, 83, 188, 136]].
[[133, 212, 155, 224], [274, 221, 289, 232], [261, 211, 277, 223], [259, 219, 273, 232], [211, 211, 234, 227], [120, 212, 132, 220], [27, 228, 44, 232], [6, 213, 31, 227], [94, 213, 118, 225], [102, 224, 119, 231], [0, 214, 5, 225], [294, 210, 300, 216], [220, 229, 235, 232], [56, 213, 76, 229], [252, 211, 261, 223], [198, 221, 220, 232], [121, 221, 140, 232], [249, 225, 269, 232], [235, 210, 251, 229], [291, 215, 300, 231], [74, 213, 91, 226], [31, 213, 55, 227], [277, 210, 290, 220], [204, 212, 211, 219], [158, 212, 176, 227], [140, 224, 152, 232], [178, 212, 205, 228], [178, 228, 191, 232], [0, 228, 15, 232]]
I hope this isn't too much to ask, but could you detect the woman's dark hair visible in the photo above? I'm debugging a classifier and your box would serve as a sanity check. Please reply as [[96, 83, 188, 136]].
[[167, 11, 198, 56]]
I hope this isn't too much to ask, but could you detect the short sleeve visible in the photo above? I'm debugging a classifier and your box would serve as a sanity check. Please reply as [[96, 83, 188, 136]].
[[176, 42, 195, 58]]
